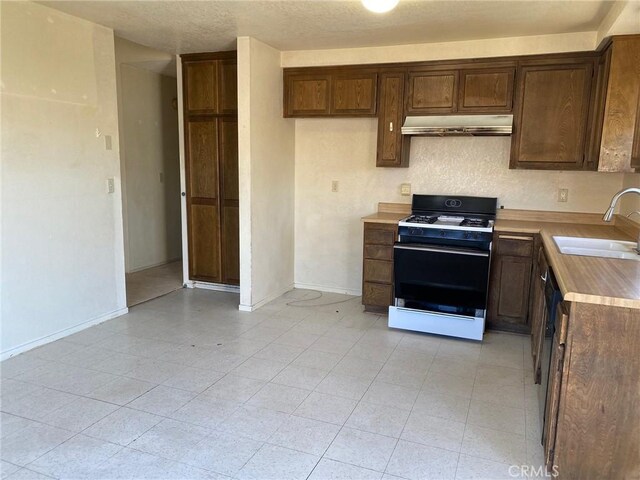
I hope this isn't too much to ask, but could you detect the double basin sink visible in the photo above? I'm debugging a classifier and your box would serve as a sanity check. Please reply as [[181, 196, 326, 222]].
[[554, 236, 640, 261]]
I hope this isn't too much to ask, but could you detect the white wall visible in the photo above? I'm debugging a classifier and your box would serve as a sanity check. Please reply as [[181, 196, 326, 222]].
[[620, 172, 640, 217], [1, 1, 126, 357], [115, 39, 181, 272], [294, 119, 627, 294], [238, 37, 296, 310]]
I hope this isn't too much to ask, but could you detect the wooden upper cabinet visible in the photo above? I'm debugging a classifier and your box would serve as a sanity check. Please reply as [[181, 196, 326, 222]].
[[377, 71, 408, 167], [331, 72, 377, 115], [218, 59, 238, 114], [285, 74, 331, 116], [510, 59, 594, 170], [185, 62, 218, 114], [598, 36, 640, 172], [458, 67, 515, 112], [406, 70, 458, 113], [632, 91, 640, 169]]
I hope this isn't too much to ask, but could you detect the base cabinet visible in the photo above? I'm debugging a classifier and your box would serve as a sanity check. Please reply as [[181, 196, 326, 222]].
[[362, 223, 397, 312], [487, 233, 535, 333]]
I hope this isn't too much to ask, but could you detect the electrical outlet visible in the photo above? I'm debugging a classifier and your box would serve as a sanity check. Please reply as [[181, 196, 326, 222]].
[[401, 183, 411, 196], [331, 180, 339, 193], [558, 188, 569, 203], [107, 178, 115, 194]]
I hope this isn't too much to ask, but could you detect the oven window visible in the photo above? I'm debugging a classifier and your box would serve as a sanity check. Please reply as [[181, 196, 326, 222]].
[[394, 243, 490, 311]]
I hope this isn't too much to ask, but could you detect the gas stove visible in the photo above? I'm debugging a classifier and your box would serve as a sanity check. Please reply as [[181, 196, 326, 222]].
[[390, 194, 498, 341]]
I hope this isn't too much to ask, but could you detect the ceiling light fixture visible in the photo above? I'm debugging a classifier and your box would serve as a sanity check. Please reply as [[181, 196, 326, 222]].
[[361, 0, 399, 13]]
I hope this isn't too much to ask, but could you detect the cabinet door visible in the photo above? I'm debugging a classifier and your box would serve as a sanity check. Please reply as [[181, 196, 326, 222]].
[[184, 62, 218, 114], [510, 61, 594, 169], [377, 72, 407, 167], [407, 70, 458, 113], [531, 251, 549, 383], [458, 67, 515, 113], [599, 37, 640, 172], [219, 118, 239, 285], [285, 74, 331, 117], [630, 84, 640, 169], [218, 59, 238, 115], [186, 119, 221, 282], [487, 234, 535, 333], [331, 72, 377, 116]]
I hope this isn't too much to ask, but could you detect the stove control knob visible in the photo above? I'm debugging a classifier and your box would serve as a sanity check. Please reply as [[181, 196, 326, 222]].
[[440, 230, 446, 237], [464, 232, 470, 239]]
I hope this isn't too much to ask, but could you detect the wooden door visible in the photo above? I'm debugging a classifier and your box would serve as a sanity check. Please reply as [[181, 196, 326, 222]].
[[185, 62, 218, 114], [219, 118, 239, 285], [458, 67, 515, 113], [487, 234, 534, 333], [406, 70, 458, 113], [186, 119, 221, 282], [331, 72, 377, 116], [218, 59, 238, 115], [285, 74, 331, 116], [376, 71, 408, 167], [510, 61, 594, 169]]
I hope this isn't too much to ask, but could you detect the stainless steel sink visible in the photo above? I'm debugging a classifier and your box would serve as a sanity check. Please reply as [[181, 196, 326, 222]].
[[553, 236, 640, 261]]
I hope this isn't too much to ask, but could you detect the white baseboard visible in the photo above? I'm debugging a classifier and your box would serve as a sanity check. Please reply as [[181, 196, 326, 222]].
[[193, 282, 240, 293], [127, 257, 182, 274], [294, 282, 361, 297], [1, 307, 129, 361], [238, 283, 295, 312]]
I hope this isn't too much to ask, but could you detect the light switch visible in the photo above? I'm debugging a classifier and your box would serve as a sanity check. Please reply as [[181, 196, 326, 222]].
[[331, 180, 339, 193], [107, 178, 115, 194], [401, 183, 411, 196]]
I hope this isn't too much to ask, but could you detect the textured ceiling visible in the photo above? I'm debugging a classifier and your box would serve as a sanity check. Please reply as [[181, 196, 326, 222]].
[[40, 0, 618, 54]]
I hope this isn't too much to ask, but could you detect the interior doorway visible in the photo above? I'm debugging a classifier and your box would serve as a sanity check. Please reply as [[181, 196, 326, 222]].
[[115, 37, 183, 307]]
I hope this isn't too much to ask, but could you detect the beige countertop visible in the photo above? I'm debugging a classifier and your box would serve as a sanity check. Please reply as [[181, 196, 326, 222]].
[[362, 207, 640, 310]]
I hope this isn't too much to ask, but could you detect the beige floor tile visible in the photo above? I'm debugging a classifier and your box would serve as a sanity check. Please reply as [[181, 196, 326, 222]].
[[325, 427, 397, 472], [461, 424, 527, 465], [401, 410, 465, 452], [294, 392, 357, 425], [268, 415, 340, 456], [467, 399, 526, 435], [236, 444, 319, 480], [346, 401, 410, 438], [309, 458, 383, 480], [386, 439, 458, 480]]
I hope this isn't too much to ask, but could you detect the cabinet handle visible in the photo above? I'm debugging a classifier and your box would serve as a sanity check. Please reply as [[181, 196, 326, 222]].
[[540, 269, 548, 283], [389, 122, 393, 132], [498, 235, 533, 241]]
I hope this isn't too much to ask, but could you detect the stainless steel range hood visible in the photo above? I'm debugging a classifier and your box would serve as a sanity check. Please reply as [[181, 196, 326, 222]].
[[401, 114, 513, 136]]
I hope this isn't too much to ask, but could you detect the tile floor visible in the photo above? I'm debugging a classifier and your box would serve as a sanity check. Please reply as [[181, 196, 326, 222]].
[[1, 288, 545, 480], [126, 261, 183, 307]]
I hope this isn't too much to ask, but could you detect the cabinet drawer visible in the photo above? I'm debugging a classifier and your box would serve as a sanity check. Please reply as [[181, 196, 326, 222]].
[[364, 245, 393, 261], [363, 259, 393, 283], [495, 234, 534, 257], [364, 226, 397, 245], [363, 282, 393, 307]]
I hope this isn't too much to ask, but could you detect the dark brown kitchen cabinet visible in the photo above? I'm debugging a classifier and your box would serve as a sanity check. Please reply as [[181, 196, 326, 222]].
[[362, 222, 397, 312], [510, 59, 594, 170], [633, 93, 640, 168], [182, 52, 239, 285], [332, 72, 378, 115], [458, 67, 515, 113], [487, 233, 535, 333], [406, 69, 458, 114], [377, 71, 409, 167], [285, 73, 331, 117], [284, 70, 377, 117], [597, 35, 640, 172]]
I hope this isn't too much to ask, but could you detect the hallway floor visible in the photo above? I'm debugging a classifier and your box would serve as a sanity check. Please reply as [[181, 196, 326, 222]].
[[1, 289, 543, 479], [126, 261, 183, 307]]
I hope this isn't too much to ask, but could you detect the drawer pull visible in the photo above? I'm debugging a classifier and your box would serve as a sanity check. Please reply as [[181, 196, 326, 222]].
[[389, 121, 393, 132], [498, 235, 533, 241]]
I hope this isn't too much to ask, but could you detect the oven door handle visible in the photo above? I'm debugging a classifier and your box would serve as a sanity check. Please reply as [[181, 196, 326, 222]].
[[393, 243, 490, 257]]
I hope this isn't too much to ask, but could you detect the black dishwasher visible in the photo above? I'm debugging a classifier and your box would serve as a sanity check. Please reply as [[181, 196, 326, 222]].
[[539, 267, 563, 437]]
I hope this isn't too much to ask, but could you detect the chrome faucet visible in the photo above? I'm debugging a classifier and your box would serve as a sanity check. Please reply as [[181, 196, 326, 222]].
[[603, 187, 640, 253], [602, 187, 640, 221]]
